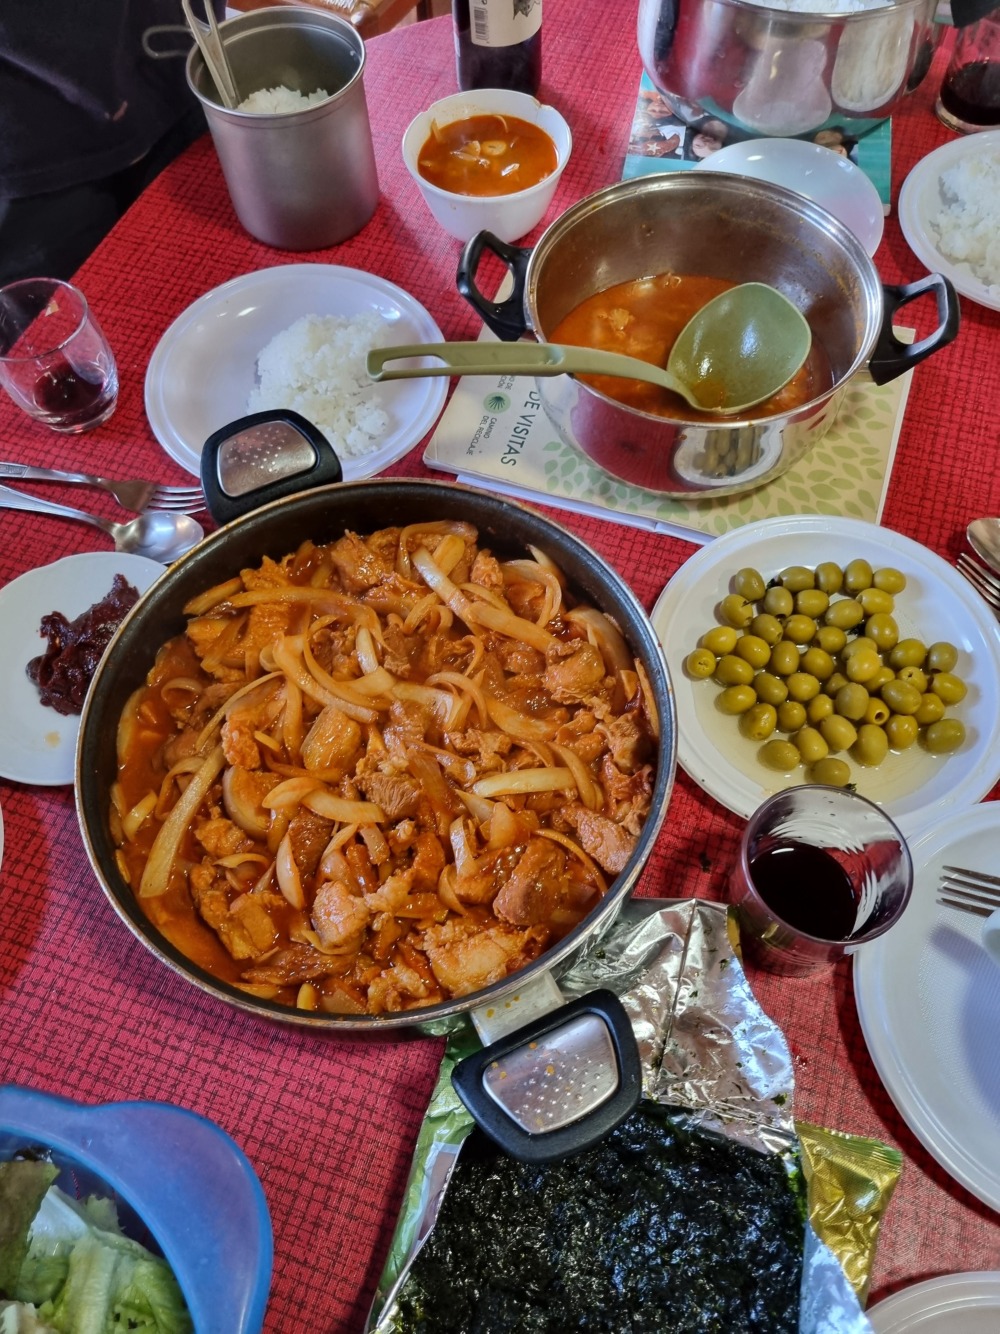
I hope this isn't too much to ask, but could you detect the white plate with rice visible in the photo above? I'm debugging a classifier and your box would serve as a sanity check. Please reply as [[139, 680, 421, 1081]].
[[144, 264, 449, 479], [899, 130, 1000, 312]]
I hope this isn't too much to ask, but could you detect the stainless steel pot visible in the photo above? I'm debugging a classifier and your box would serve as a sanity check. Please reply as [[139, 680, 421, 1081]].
[[457, 173, 959, 496], [76, 480, 676, 1035], [637, 0, 939, 139]]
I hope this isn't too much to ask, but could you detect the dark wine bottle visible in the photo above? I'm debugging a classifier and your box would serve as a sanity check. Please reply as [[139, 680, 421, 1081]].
[[452, 0, 543, 95]]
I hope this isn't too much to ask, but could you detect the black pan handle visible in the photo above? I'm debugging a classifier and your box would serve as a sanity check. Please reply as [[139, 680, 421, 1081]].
[[451, 989, 642, 1163], [456, 231, 533, 343], [867, 274, 960, 385]]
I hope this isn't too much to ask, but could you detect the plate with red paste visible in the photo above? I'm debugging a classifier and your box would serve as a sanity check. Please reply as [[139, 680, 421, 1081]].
[[0, 553, 164, 785]]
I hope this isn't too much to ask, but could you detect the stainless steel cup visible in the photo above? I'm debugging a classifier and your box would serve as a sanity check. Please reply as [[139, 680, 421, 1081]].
[[186, 7, 379, 250]]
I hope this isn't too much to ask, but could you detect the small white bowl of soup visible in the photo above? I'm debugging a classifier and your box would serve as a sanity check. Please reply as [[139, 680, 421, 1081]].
[[401, 88, 572, 244]]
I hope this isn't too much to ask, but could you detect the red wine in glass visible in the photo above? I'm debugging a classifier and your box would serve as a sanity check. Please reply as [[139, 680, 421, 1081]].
[[32, 356, 117, 431], [749, 842, 858, 940], [938, 60, 1000, 127]]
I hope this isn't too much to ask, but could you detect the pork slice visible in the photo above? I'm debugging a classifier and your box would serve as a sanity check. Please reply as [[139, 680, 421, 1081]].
[[241, 944, 349, 985], [194, 816, 254, 860], [598, 715, 653, 772], [356, 769, 422, 820], [420, 920, 546, 997], [190, 862, 267, 961], [562, 805, 637, 875], [493, 837, 568, 926], [543, 642, 607, 703], [287, 809, 334, 879], [312, 879, 372, 949], [329, 531, 395, 592]]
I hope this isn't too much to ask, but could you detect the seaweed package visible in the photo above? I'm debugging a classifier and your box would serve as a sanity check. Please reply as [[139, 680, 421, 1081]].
[[369, 900, 884, 1334]]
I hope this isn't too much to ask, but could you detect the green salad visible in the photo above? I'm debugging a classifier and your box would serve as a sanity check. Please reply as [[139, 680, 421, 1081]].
[[0, 1158, 192, 1334]]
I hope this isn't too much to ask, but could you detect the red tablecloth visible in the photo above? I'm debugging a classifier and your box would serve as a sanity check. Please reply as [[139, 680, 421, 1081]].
[[1, 3, 998, 1330]]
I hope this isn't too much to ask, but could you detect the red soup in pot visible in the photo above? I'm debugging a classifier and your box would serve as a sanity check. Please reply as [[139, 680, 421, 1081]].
[[418, 113, 558, 196], [549, 273, 832, 422]]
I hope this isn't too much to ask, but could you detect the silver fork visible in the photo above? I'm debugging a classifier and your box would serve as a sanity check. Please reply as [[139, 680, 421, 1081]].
[[0, 462, 204, 513], [937, 864, 1000, 918], [956, 551, 1000, 615]]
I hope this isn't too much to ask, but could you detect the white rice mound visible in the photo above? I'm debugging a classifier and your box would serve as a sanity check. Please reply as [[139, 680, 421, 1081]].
[[930, 150, 1000, 300], [743, 0, 891, 13], [247, 313, 391, 459], [238, 85, 329, 113]]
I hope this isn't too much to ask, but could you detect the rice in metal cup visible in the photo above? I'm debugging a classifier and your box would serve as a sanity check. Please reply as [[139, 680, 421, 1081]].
[[729, 784, 913, 976], [186, 7, 379, 250]]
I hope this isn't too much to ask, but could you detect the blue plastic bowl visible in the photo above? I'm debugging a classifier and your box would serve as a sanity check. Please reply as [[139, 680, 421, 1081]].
[[0, 1085, 272, 1333]]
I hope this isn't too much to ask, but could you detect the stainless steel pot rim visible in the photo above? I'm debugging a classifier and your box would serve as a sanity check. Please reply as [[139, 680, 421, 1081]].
[[76, 478, 678, 1033], [525, 171, 883, 417]]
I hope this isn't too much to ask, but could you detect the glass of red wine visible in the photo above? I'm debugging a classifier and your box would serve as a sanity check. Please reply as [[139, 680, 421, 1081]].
[[936, 9, 1000, 133], [0, 277, 118, 433], [729, 785, 913, 976]]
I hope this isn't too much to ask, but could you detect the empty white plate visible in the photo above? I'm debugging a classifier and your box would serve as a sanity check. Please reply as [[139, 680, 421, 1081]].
[[867, 1271, 1000, 1332], [698, 138, 885, 256]]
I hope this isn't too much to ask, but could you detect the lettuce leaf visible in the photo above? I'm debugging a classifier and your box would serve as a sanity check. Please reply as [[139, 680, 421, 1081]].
[[0, 1163, 58, 1298]]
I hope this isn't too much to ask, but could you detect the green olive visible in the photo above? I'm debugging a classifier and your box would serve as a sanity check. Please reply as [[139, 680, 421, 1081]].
[[844, 558, 874, 593], [750, 613, 784, 647], [914, 692, 945, 725], [720, 593, 754, 628], [864, 697, 891, 726], [807, 694, 834, 724], [717, 684, 758, 715], [738, 702, 778, 741], [931, 671, 967, 705], [890, 638, 928, 669], [783, 613, 817, 645], [815, 562, 844, 595], [816, 625, 847, 655], [824, 599, 865, 630], [840, 637, 873, 660], [759, 738, 802, 771], [780, 565, 815, 592], [923, 718, 967, 754], [768, 640, 801, 677], [896, 665, 928, 693], [927, 641, 959, 673], [733, 567, 767, 601], [795, 588, 830, 619], [701, 625, 738, 656], [715, 653, 755, 686], [844, 647, 882, 684], [864, 612, 899, 651], [834, 683, 870, 721], [753, 671, 789, 706], [868, 666, 895, 693], [763, 585, 794, 617], [810, 756, 852, 787], [852, 723, 890, 767], [873, 567, 907, 594], [885, 713, 919, 750], [786, 671, 821, 702], [823, 671, 850, 697], [795, 725, 829, 765], [776, 700, 807, 733], [819, 714, 858, 752], [800, 647, 835, 681], [685, 648, 717, 679], [734, 634, 772, 669], [881, 679, 922, 716], [857, 587, 895, 616]]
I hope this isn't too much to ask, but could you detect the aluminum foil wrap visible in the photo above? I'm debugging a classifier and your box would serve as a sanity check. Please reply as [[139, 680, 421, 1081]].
[[369, 898, 893, 1333]]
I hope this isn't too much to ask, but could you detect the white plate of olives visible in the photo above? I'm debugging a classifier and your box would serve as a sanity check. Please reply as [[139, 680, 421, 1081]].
[[652, 515, 1000, 835]]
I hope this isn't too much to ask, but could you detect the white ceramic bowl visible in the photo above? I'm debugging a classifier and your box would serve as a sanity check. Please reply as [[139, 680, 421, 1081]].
[[401, 88, 572, 244], [697, 137, 884, 258]]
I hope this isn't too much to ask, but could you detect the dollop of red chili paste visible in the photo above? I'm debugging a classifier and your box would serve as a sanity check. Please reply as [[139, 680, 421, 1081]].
[[27, 573, 140, 715]]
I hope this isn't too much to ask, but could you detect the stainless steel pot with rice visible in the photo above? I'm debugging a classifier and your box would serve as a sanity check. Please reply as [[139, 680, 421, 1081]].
[[76, 480, 676, 1033], [637, 0, 939, 140]]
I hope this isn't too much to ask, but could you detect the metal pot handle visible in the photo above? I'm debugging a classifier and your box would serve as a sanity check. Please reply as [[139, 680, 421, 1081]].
[[456, 231, 533, 342], [868, 274, 960, 385]]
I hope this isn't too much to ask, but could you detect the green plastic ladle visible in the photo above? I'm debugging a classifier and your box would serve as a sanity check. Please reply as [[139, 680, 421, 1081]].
[[367, 283, 812, 416]]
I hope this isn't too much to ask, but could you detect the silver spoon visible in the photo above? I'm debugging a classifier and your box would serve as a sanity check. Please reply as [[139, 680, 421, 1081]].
[[0, 483, 203, 562], [967, 518, 1000, 577]]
